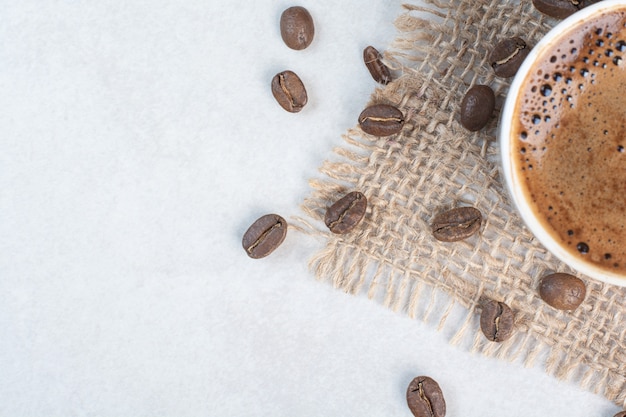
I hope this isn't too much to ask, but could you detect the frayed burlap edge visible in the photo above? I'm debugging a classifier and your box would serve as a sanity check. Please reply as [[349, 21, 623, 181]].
[[294, 0, 626, 408]]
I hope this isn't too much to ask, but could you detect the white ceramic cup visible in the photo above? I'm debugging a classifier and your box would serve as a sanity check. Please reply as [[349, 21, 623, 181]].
[[499, 0, 626, 286]]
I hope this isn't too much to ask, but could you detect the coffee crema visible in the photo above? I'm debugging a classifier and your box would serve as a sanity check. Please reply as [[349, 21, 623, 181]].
[[512, 9, 626, 274]]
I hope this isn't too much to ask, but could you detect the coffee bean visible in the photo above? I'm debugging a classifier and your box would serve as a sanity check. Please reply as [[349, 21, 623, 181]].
[[358, 104, 404, 137], [460, 85, 496, 131], [271, 70, 308, 113], [613, 411, 626, 417], [242, 214, 288, 259], [324, 191, 367, 234], [489, 37, 530, 78], [480, 300, 515, 342], [539, 273, 586, 310], [280, 6, 314, 50], [532, 0, 602, 19], [531, 0, 578, 18], [431, 207, 482, 242], [363, 46, 391, 84], [406, 376, 446, 417]]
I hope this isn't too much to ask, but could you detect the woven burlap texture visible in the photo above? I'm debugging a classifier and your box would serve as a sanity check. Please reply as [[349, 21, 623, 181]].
[[297, 0, 626, 407]]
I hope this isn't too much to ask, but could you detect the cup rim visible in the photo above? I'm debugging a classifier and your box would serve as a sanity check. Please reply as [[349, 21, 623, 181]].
[[499, 0, 626, 286]]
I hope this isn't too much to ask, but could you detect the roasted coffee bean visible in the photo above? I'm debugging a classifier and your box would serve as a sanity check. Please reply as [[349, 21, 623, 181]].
[[539, 273, 586, 310], [358, 104, 404, 136], [489, 37, 530, 78], [431, 207, 482, 242], [242, 214, 288, 259], [532, 0, 602, 19], [480, 300, 515, 342], [532, 0, 578, 18], [613, 411, 626, 417], [406, 376, 446, 417], [324, 191, 367, 234], [460, 85, 496, 131], [363, 45, 391, 84], [280, 6, 314, 50], [271, 70, 308, 113]]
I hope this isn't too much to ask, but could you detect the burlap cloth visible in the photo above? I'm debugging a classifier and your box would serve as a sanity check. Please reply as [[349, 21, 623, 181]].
[[295, 0, 626, 408]]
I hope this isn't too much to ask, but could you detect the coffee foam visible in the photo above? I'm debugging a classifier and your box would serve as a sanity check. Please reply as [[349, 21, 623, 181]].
[[513, 10, 626, 274]]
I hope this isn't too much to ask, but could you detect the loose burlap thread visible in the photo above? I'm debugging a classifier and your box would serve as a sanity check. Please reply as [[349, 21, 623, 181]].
[[296, 0, 626, 407]]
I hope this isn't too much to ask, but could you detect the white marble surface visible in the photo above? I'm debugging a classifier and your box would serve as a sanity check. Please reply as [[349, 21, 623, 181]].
[[0, 1, 621, 416]]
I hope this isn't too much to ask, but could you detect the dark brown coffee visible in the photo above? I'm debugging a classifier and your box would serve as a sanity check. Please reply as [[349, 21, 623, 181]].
[[460, 85, 496, 131], [512, 8, 626, 274], [539, 273, 586, 310], [480, 300, 515, 342], [363, 46, 391, 84], [431, 207, 482, 242], [280, 6, 314, 50], [358, 104, 404, 136], [490, 37, 531, 78], [532, 0, 603, 19], [324, 191, 367, 234], [406, 376, 446, 417], [242, 214, 288, 259], [271, 70, 308, 113]]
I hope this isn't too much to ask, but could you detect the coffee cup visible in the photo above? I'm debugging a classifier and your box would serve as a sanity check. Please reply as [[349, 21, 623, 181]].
[[499, 0, 626, 286]]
